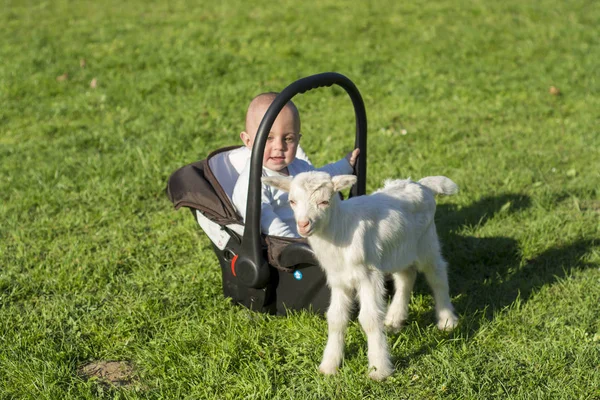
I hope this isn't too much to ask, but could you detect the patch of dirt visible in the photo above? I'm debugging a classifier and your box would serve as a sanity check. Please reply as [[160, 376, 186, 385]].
[[78, 360, 137, 388]]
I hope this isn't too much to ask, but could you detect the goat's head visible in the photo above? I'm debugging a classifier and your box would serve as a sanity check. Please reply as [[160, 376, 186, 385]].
[[262, 171, 356, 237]]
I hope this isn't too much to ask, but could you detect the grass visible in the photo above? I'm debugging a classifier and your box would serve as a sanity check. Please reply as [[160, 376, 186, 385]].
[[1, 0, 599, 398]]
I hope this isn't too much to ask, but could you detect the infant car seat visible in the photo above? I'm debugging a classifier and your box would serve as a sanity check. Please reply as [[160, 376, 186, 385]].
[[167, 72, 367, 315]]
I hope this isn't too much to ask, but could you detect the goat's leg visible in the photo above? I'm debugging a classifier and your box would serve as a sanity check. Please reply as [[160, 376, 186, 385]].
[[384, 266, 417, 333], [319, 285, 353, 375], [421, 256, 458, 331], [357, 270, 394, 381]]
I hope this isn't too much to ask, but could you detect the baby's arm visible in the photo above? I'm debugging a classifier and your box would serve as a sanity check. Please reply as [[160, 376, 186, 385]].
[[317, 148, 360, 176]]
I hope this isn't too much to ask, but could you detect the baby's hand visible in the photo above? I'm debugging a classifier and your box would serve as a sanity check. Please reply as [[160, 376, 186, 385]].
[[348, 148, 360, 167]]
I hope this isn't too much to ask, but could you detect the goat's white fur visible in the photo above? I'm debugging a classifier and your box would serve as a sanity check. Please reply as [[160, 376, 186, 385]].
[[262, 172, 459, 381]]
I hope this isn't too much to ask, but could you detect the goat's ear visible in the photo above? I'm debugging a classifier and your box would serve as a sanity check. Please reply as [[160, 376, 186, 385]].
[[262, 176, 293, 192], [331, 175, 357, 192]]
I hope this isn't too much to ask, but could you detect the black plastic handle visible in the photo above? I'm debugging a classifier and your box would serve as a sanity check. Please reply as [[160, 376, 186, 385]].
[[234, 72, 368, 288]]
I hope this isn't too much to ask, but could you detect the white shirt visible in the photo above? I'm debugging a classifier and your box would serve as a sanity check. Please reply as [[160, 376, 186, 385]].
[[232, 157, 353, 237], [210, 146, 312, 201]]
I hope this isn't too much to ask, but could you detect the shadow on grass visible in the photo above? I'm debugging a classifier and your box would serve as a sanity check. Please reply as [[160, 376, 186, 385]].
[[384, 193, 598, 370], [407, 193, 595, 338]]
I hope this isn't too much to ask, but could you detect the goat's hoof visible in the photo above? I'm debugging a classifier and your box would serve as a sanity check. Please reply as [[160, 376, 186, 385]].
[[368, 365, 394, 381], [319, 362, 339, 376], [384, 319, 405, 333], [436, 312, 458, 331]]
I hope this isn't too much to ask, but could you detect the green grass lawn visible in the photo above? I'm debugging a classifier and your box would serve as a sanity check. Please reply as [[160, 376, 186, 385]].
[[1, 0, 599, 398]]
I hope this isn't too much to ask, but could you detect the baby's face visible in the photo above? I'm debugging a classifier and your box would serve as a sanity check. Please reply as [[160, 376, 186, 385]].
[[244, 105, 301, 172]]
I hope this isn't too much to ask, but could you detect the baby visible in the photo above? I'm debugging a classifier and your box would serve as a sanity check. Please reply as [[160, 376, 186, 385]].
[[232, 92, 359, 238]]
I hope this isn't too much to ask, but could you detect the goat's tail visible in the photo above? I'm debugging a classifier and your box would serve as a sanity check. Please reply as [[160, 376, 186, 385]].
[[418, 176, 459, 196]]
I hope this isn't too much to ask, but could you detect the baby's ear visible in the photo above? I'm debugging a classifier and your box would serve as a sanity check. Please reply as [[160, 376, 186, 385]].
[[240, 131, 252, 147], [332, 175, 357, 192], [262, 176, 293, 192]]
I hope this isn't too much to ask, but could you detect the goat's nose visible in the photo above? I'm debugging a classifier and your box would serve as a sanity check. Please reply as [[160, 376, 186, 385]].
[[298, 219, 309, 228]]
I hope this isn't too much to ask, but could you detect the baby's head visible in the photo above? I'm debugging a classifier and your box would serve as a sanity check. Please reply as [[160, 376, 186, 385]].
[[240, 92, 301, 172]]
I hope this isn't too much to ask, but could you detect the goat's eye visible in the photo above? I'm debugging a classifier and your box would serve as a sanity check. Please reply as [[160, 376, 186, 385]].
[[289, 200, 296, 206], [319, 201, 329, 206]]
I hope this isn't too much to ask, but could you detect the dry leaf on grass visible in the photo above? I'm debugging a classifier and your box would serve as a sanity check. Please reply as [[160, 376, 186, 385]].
[[549, 86, 561, 96]]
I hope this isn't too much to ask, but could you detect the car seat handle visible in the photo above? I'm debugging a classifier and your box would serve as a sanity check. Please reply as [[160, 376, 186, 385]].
[[238, 72, 368, 289]]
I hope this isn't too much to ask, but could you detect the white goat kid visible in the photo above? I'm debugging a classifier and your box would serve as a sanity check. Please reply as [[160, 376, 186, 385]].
[[262, 171, 459, 381]]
